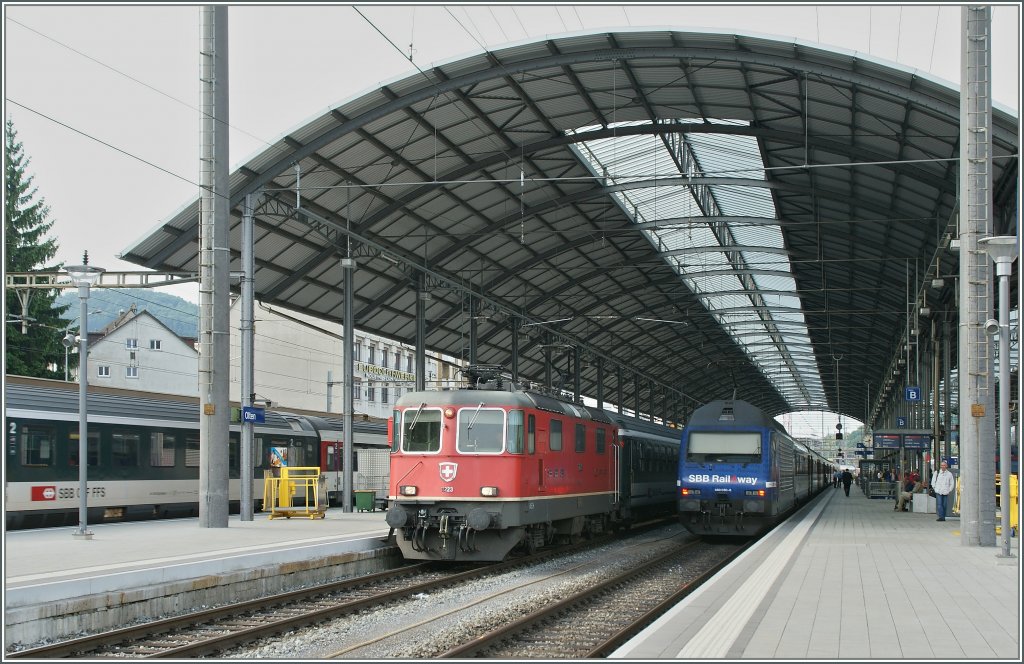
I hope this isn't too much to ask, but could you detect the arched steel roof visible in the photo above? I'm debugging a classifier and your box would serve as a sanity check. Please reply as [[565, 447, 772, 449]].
[[122, 29, 1019, 420]]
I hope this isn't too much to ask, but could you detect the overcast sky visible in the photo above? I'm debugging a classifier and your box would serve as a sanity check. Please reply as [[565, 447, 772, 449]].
[[4, 3, 1020, 437]]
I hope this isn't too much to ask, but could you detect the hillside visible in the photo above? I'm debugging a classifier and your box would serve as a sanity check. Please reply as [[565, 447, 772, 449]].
[[56, 289, 198, 338]]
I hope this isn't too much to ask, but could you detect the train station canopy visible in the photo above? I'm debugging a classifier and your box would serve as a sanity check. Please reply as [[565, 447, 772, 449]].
[[122, 29, 1019, 421]]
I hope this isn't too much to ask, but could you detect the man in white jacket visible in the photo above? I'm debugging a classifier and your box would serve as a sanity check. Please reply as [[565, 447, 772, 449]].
[[932, 461, 956, 521]]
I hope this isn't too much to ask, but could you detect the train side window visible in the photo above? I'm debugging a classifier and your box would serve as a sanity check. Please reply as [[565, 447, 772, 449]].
[[68, 431, 100, 467], [595, 428, 606, 454], [574, 423, 585, 453], [150, 432, 176, 467], [549, 420, 562, 452], [507, 410, 524, 454], [185, 436, 201, 467], [20, 425, 54, 467], [527, 415, 536, 454], [112, 431, 141, 467], [228, 433, 240, 475]]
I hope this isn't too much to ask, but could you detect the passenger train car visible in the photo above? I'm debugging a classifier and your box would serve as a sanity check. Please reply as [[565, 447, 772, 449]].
[[384, 366, 681, 561], [4, 375, 388, 529], [677, 398, 832, 537]]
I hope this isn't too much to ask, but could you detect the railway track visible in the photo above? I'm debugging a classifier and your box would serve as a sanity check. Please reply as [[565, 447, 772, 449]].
[[320, 531, 746, 659], [439, 539, 747, 658], [6, 529, 638, 659]]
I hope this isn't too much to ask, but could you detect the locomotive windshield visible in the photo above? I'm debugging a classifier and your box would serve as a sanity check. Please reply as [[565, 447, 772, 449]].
[[402, 408, 442, 453], [456, 408, 505, 453], [686, 431, 762, 463]]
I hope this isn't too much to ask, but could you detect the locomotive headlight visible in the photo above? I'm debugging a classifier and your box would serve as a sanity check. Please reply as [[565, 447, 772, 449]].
[[399, 485, 418, 496], [444, 407, 455, 419], [480, 486, 499, 497], [681, 488, 701, 496], [744, 489, 766, 497]]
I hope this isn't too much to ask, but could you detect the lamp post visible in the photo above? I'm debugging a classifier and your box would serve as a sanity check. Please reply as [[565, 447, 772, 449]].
[[979, 235, 1018, 560], [65, 254, 104, 540]]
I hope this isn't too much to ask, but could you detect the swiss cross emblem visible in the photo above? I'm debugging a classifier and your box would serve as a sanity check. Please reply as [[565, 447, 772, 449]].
[[439, 462, 458, 482]]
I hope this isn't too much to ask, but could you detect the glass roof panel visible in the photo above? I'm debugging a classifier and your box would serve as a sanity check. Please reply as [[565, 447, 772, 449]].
[[568, 119, 826, 408]]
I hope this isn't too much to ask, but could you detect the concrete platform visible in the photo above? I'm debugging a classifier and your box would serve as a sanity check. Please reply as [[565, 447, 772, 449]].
[[612, 486, 1021, 660], [4, 510, 397, 649]]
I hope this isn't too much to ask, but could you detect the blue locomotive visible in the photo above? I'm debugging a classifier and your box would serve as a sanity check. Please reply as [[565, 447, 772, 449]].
[[677, 398, 832, 536]]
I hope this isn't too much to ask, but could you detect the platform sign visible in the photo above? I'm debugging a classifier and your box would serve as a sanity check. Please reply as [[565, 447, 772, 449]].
[[241, 406, 265, 423], [903, 433, 932, 450], [873, 433, 901, 449], [904, 386, 922, 402], [897, 416, 907, 428]]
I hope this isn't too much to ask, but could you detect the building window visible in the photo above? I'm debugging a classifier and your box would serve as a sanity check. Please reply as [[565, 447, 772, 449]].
[[149, 339, 162, 350], [354, 341, 362, 361], [367, 381, 376, 402], [368, 345, 376, 365], [406, 355, 413, 373], [97, 365, 111, 378], [381, 386, 389, 404], [353, 377, 362, 401], [126, 338, 138, 349], [126, 366, 139, 379]]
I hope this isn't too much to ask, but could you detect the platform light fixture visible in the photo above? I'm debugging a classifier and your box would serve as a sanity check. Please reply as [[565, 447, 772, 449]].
[[65, 252, 105, 541]]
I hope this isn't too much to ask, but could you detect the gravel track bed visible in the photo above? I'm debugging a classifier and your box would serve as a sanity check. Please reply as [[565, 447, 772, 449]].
[[225, 524, 697, 659]]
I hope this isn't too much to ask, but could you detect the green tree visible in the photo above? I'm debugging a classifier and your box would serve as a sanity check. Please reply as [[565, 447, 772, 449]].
[[5, 119, 72, 378]]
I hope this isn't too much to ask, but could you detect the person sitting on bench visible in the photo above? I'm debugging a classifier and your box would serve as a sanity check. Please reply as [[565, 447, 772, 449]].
[[895, 479, 924, 512]]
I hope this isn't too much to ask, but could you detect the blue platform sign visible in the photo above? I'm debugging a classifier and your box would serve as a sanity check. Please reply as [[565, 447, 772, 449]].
[[903, 433, 932, 450], [241, 406, 265, 423], [905, 386, 922, 402], [897, 416, 907, 428], [873, 433, 902, 449]]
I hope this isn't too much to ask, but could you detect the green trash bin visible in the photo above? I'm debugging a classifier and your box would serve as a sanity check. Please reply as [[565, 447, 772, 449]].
[[354, 490, 376, 512]]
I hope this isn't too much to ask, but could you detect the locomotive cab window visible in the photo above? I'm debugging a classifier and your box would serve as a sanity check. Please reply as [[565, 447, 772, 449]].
[[457, 408, 504, 454], [687, 431, 762, 464], [402, 407, 442, 453]]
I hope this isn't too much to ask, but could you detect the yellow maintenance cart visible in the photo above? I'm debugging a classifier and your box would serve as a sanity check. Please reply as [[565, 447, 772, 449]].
[[263, 466, 327, 519]]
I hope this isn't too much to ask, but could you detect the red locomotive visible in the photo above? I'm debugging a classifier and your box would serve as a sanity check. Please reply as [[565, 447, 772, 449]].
[[385, 366, 680, 561]]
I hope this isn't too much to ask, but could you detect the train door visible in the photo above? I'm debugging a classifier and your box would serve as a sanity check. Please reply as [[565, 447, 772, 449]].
[[320, 440, 342, 505]]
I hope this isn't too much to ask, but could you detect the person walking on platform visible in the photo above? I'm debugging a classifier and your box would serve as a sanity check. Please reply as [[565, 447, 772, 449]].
[[833, 470, 840, 489], [933, 461, 955, 521], [840, 469, 853, 496]]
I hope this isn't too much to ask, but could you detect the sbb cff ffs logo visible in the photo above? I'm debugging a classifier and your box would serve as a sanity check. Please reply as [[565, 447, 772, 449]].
[[31, 486, 57, 501]]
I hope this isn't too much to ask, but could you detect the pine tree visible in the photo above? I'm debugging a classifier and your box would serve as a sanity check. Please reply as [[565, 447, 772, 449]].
[[5, 119, 73, 379]]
